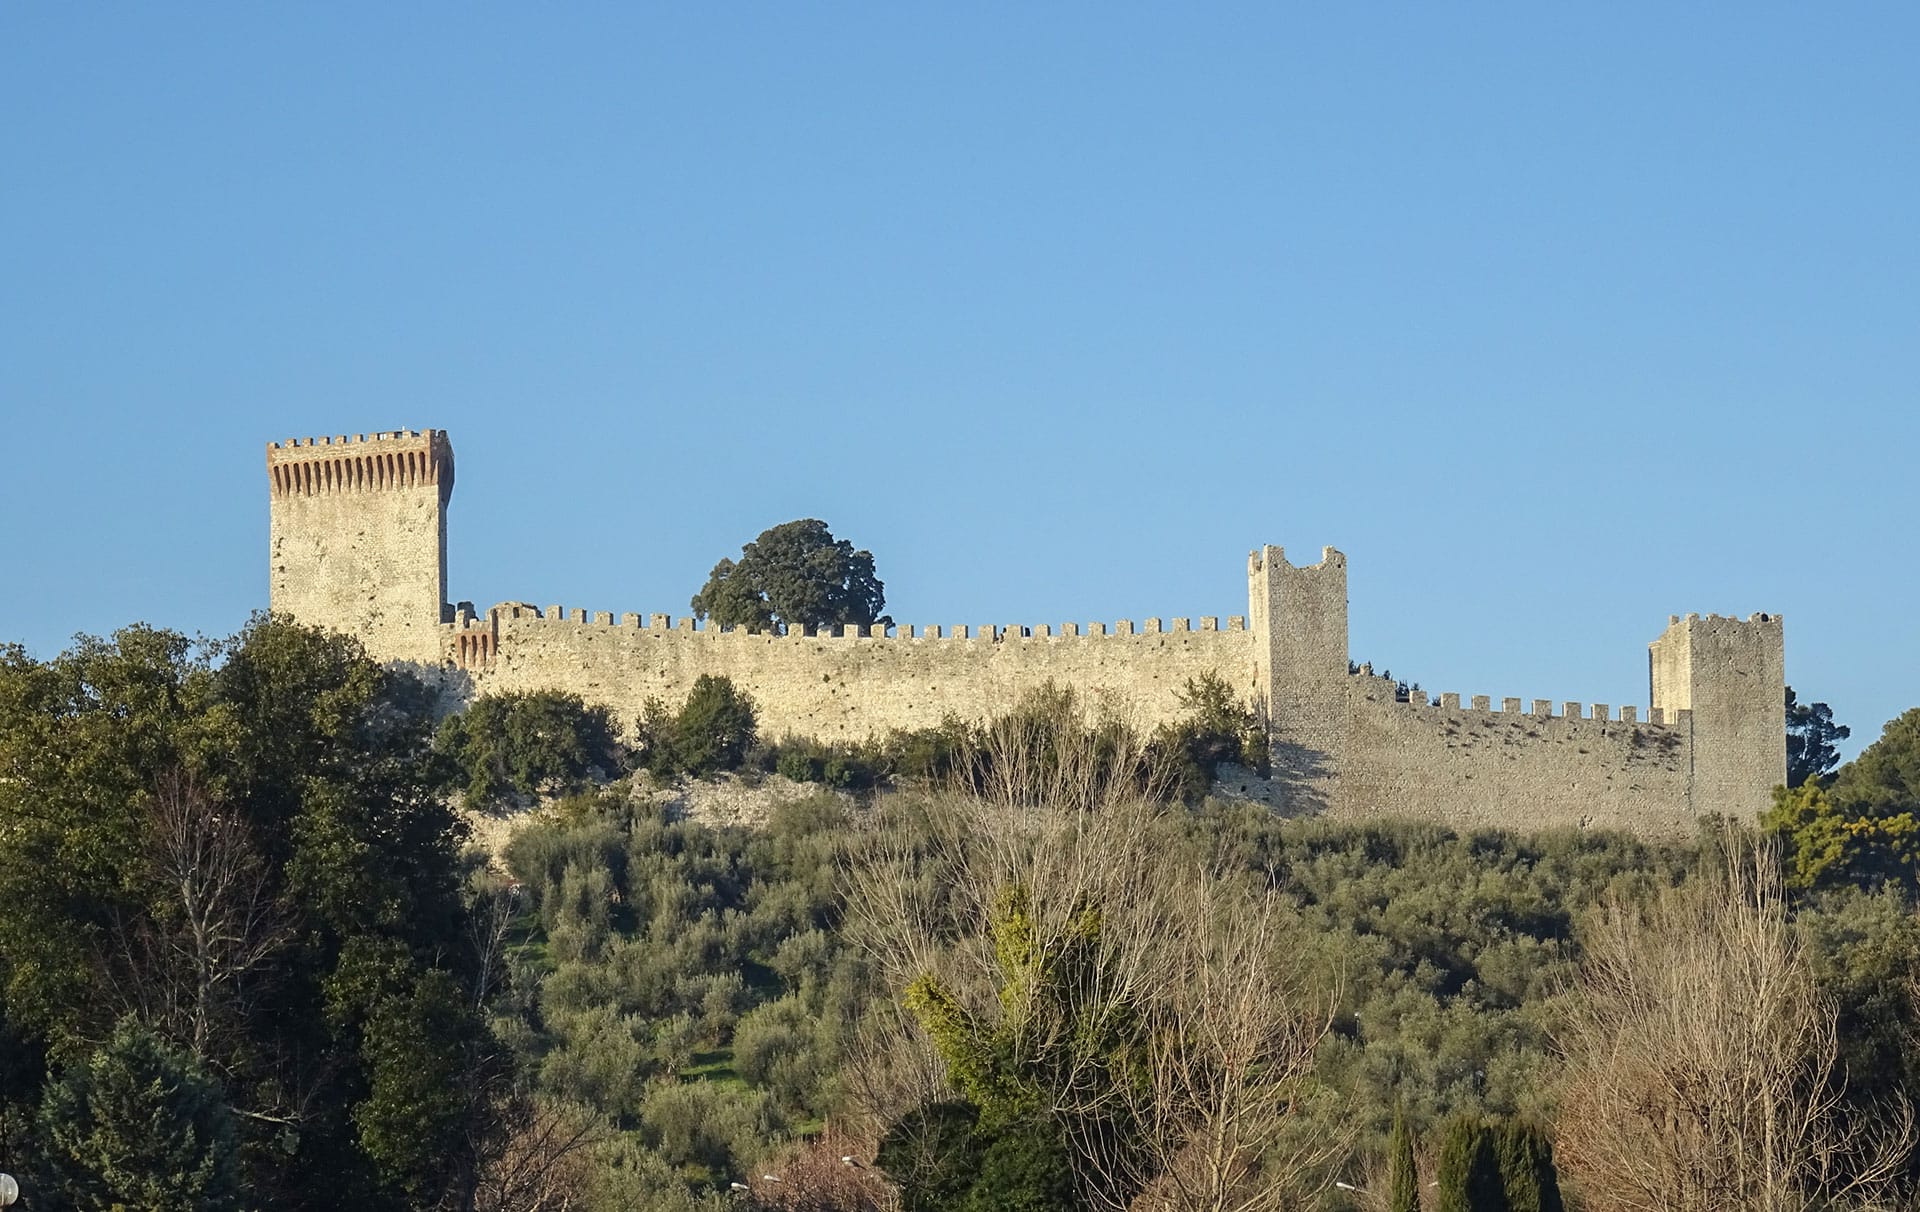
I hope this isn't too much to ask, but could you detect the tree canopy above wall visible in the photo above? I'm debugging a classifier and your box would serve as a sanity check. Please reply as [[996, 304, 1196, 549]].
[[690, 519, 887, 636]]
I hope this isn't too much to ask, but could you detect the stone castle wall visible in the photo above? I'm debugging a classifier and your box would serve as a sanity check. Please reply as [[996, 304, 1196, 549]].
[[266, 428, 1788, 836], [1335, 676, 1697, 835], [448, 607, 1257, 742]]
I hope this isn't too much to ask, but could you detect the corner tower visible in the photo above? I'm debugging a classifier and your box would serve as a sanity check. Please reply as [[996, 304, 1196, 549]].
[[1649, 612, 1786, 819], [267, 430, 453, 666], [1249, 545, 1350, 803]]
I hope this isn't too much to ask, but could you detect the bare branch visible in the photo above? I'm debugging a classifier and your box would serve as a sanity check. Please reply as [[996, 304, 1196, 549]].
[[1555, 833, 1914, 1212], [99, 769, 292, 1069], [846, 790, 1345, 1211]]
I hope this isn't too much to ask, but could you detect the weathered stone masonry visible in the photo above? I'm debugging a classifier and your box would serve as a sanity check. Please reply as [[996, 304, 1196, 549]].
[[267, 430, 1786, 836]]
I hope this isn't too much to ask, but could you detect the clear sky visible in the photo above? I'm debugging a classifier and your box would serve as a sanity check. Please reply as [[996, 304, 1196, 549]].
[[3, 6, 1914, 757]]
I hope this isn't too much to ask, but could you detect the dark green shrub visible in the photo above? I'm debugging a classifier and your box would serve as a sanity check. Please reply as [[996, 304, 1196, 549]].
[[965, 1118, 1079, 1212], [766, 717, 970, 793], [772, 735, 885, 790], [633, 696, 676, 775], [775, 740, 823, 783], [436, 689, 620, 804], [635, 675, 758, 777], [876, 1102, 1077, 1212], [673, 674, 757, 774], [884, 719, 968, 784], [1150, 671, 1268, 802]]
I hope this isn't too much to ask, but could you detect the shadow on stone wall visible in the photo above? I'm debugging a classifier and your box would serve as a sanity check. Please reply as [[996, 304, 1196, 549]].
[[391, 659, 475, 720], [1263, 741, 1333, 818]]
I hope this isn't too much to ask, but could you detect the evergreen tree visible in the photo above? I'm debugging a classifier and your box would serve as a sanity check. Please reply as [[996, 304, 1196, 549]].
[[690, 518, 887, 635], [635, 675, 760, 777], [670, 674, 759, 774], [1435, 1116, 1506, 1212], [34, 1020, 240, 1212], [1786, 687, 1851, 787], [1389, 1112, 1420, 1212], [1831, 707, 1920, 819], [1495, 1121, 1563, 1212], [436, 689, 620, 804], [1766, 708, 1920, 893]]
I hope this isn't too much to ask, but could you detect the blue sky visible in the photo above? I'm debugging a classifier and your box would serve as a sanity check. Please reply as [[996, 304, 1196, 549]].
[[3, 6, 1914, 756]]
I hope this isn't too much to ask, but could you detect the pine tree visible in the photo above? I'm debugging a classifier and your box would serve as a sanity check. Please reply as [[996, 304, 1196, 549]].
[[1389, 1112, 1421, 1212]]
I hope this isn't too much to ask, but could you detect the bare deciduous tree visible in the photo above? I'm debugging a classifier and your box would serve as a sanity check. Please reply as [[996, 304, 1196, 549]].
[[847, 781, 1342, 1212], [1113, 878, 1341, 1212], [467, 1096, 603, 1212], [1555, 837, 1913, 1212], [745, 1128, 897, 1211], [101, 770, 290, 1065], [467, 875, 520, 1011]]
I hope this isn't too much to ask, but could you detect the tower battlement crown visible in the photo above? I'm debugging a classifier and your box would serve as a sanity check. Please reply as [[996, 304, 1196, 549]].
[[266, 429, 454, 502]]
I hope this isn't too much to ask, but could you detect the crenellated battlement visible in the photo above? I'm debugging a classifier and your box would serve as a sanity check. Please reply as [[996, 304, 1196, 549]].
[[1668, 612, 1779, 625], [268, 429, 453, 666], [456, 602, 1250, 639], [442, 601, 1252, 668], [268, 429, 439, 452], [267, 430, 454, 502], [1359, 671, 1685, 727], [267, 425, 1787, 836]]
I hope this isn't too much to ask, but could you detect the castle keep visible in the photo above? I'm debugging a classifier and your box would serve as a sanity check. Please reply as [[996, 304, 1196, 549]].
[[268, 429, 1787, 835]]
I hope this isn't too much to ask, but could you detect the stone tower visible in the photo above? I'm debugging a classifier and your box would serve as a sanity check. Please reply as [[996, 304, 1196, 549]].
[[1649, 612, 1787, 818], [1248, 545, 1350, 805], [266, 430, 454, 666]]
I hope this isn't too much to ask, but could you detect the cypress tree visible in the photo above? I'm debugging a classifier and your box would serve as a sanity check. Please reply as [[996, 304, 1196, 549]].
[[1533, 1132, 1565, 1212], [1495, 1121, 1564, 1212], [1388, 1113, 1420, 1212], [1435, 1116, 1507, 1212]]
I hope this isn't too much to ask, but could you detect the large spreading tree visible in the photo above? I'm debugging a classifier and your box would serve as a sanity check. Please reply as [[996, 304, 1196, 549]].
[[0, 616, 494, 1210], [690, 518, 887, 636]]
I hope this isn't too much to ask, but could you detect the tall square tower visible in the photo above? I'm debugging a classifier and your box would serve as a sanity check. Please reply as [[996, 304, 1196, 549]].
[[266, 430, 453, 666], [1649, 612, 1787, 818]]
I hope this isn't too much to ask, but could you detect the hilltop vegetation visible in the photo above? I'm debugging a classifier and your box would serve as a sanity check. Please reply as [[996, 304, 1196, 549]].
[[1, 619, 1919, 1210], [0, 620, 480, 1209]]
